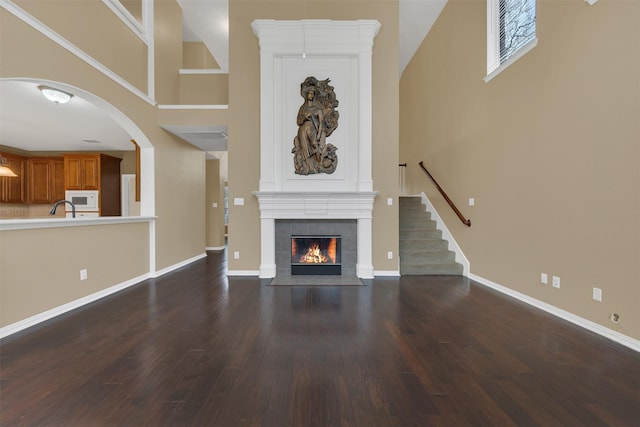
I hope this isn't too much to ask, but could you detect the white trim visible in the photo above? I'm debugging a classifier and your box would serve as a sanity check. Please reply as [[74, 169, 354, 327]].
[[484, 38, 537, 82], [0, 216, 156, 231], [101, 0, 147, 43], [227, 270, 260, 276], [469, 273, 640, 352], [374, 270, 401, 277], [417, 192, 470, 276], [206, 246, 226, 251], [143, 0, 155, 101], [157, 104, 229, 110], [0, 0, 155, 105], [585, 0, 598, 5], [0, 273, 149, 339], [150, 253, 207, 278], [179, 69, 229, 75]]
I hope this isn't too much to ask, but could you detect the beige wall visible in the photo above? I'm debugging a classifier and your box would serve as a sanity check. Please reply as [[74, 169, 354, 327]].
[[0, 222, 149, 327], [183, 42, 220, 69], [206, 159, 226, 248], [14, 0, 148, 94], [227, 0, 399, 272], [154, 0, 183, 104], [1, 0, 207, 327], [400, 0, 640, 339], [179, 73, 229, 105]]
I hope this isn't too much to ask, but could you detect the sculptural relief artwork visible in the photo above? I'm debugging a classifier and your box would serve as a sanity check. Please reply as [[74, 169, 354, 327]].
[[292, 76, 339, 175]]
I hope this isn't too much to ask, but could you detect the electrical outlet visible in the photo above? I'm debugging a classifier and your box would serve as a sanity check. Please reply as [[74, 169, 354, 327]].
[[80, 269, 88, 281], [540, 273, 548, 284], [552, 276, 560, 288], [233, 198, 244, 206], [593, 287, 602, 302], [387, 198, 393, 206], [387, 251, 393, 259], [234, 251, 240, 259]]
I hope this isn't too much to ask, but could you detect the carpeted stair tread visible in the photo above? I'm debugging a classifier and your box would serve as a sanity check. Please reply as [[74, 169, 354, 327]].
[[399, 196, 463, 276]]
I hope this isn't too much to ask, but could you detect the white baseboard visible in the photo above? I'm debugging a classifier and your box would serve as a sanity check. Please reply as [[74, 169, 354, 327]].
[[150, 253, 207, 278], [227, 270, 260, 276], [1, 253, 209, 340], [0, 273, 149, 339], [206, 246, 226, 251], [374, 270, 400, 277], [469, 273, 640, 352]]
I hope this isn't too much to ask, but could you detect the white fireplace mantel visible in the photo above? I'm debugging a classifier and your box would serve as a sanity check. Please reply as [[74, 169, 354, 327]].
[[252, 20, 381, 279]]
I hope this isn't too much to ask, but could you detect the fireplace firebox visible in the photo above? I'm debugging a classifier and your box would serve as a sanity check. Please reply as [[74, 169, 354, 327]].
[[291, 235, 341, 275]]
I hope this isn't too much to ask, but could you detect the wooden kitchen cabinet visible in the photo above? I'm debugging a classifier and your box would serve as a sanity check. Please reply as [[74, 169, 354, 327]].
[[27, 157, 65, 204], [64, 155, 100, 190], [63, 153, 121, 216], [0, 152, 27, 203]]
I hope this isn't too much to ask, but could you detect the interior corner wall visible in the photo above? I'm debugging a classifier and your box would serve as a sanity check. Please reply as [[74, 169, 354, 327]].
[[228, 0, 399, 273], [400, 0, 640, 339]]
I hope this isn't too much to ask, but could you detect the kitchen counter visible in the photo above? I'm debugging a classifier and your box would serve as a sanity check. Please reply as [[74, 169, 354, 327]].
[[0, 216, 156, 231]]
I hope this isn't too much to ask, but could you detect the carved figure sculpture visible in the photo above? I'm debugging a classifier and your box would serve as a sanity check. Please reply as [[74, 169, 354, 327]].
[[292, 76, 339, 175]]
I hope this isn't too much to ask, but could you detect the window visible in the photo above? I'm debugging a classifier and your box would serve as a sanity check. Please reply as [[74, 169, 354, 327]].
[[486, 0, 537, 81]]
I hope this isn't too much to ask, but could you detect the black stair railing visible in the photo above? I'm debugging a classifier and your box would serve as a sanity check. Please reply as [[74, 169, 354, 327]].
[[418, 161, 471, 227]]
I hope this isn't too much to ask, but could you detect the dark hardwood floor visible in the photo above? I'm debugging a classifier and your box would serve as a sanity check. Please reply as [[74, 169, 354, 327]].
[[1, 250, 639, 426]]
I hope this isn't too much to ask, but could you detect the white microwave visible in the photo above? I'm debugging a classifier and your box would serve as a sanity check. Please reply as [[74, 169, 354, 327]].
[[65, 190, 99, 212]]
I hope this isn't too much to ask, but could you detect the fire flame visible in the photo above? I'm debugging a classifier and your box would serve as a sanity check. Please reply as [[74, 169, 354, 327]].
[[299, 243, 328, 264]]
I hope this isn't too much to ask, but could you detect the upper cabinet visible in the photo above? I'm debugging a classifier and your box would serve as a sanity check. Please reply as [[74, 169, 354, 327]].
[[27, 157, 65, 204], [64, 154, 122, 216], [64, 155, 100, 190], [0, 152, 27, 203]]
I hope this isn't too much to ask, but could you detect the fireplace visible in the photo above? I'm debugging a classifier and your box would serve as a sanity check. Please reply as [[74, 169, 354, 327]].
[[251, 20, 381, 279], [291, 235, 341, 275]]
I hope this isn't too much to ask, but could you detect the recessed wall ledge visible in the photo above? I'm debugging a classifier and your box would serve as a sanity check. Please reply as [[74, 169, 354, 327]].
[[0, 216, 156, 231]]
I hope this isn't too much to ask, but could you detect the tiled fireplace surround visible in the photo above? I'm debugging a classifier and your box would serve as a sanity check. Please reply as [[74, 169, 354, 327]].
[[252, 20, 380, 279], [275, 219, 357, 278]]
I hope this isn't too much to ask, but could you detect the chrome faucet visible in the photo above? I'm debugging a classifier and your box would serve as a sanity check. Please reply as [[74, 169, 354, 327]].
[[50, 200, 76, 218]]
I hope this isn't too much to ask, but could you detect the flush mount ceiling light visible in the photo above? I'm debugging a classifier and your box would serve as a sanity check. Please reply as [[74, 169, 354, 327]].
[[38, 85, 73, 104], [0, 156, 18, 177]]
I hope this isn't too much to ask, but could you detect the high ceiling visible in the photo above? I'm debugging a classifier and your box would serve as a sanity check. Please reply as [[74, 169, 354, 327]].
[[0, 0, 444, 154]]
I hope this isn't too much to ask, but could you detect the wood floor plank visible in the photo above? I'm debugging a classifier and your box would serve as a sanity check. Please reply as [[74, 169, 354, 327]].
[[1, 251, 638, 426]]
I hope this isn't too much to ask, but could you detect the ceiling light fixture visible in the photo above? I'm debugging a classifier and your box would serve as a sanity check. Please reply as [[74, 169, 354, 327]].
[[0, 156, 18, 177], [38, 85, 73, 104]]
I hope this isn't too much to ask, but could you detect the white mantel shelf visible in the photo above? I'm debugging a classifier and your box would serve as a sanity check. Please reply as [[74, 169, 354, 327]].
[[253, 191, 378, 219]]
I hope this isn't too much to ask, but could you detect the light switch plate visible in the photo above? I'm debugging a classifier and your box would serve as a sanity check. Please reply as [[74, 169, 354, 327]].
[[541, 273, 548, 284], [552, 276, 560, 288]]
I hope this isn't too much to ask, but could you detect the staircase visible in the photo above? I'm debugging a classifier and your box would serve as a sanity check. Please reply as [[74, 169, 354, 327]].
[[399, 196, 463, 275]]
